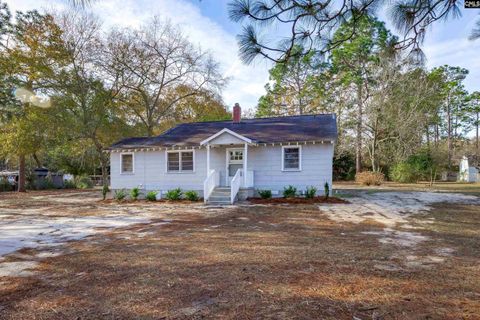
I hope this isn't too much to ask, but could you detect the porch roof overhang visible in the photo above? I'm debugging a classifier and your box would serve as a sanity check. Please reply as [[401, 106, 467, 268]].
[[200, 128, 253, 146]]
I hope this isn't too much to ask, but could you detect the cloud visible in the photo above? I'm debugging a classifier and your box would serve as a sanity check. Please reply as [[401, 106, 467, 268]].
[[4, 0, 271, 111], [7, 0, 477, 111], [423, 37, 480, 92]]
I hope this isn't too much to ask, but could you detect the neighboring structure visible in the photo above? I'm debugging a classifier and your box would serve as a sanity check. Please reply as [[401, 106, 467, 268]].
[[0, 171, 18, 192], [459, 156, 480, 183], [108, 104, 337, 204], [32, 168, 64, 189]]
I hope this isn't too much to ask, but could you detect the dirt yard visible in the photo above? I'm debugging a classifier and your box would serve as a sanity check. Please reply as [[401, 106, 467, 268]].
[[0, 188, 480, 319]]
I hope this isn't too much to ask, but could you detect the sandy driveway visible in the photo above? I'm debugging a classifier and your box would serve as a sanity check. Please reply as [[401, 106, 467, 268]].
[[321, 190, 480, 226], [1, 189, 479, 277], [1, 189, 479, 318], [320, 190, 480, 271], [0, 192, 153, 258], [0, 191, 209, 276]]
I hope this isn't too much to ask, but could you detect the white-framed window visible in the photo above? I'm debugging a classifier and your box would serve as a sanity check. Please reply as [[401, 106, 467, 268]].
[[120, 152, 134, 174], [282, 146, 302, 171], [229, 150, 243, 162], [166, 150, 194, 173]]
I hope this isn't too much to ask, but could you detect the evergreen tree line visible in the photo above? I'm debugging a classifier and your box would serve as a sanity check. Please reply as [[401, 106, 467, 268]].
[[255, 14, 479, 182]]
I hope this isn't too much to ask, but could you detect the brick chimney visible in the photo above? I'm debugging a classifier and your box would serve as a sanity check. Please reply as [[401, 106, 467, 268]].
[[233, 103, 241, 123]]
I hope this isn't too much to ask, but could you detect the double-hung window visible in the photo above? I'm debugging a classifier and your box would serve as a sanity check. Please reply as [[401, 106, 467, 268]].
[[282, 146, 301, 171], [167, 150, 194, 172], [121, 153, 134, 174]]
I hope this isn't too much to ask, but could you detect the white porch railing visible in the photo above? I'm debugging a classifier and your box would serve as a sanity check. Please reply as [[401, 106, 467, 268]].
[[230, 169, 242, 204], [203, 169, 219, 203]]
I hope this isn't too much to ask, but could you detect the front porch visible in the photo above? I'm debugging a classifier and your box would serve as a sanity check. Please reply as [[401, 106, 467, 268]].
[[201, 128, 255, 204]]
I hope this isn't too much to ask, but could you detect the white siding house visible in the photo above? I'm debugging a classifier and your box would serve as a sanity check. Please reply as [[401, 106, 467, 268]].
[[109, 105, 337, 204]]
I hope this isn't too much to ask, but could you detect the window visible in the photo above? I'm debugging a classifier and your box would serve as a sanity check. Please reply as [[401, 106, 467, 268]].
[[121, 153, 134, 174], [167, 151, 194, 172], [167, 152, 180, 171], [181, 151, 194, 171], [229, 150, 243, 162], [282, 146, 301, 171]]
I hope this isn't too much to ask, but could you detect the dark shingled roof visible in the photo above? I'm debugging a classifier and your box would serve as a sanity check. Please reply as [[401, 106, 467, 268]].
[[109, 114, 337, 149]]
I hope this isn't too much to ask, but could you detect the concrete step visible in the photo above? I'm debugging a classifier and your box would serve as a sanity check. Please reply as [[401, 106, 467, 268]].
[[209, 193, 230, 197], [211, 190, 231, 194], [208, 196, 231, 201], [206, 201, 232, 206], [207, 187, 234, 205]]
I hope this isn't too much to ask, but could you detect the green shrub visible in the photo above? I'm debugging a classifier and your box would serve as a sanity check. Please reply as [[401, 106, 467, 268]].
[[114, 189, 127, 201], [75, 175, 94, 189], [305, 186, 317, 199], [44, 176, 56, 189], [283, 185, 297, 198], [64, 180, 76, 189], [165, 188, 183, 201], [102, 184, 109, 200], [130, 187, 141, 200], [355, 171, 384, 186], [390, 152, 435, 183], [324, 182, 330, 199], [35, 180, 48, 190], [146, 191, 158, 201], [390, 162, 415, 183], [333, 153, 356, 181], [0, 177, 14, 192], [257, 189, 272, 199], [184, 190, 199, 201]]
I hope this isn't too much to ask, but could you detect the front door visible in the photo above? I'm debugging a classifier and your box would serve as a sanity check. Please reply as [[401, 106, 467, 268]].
[[226, 148, 243, 186]]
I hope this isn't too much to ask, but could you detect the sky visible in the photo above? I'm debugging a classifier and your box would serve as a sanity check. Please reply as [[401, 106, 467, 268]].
[[4, 0, 480, 112]]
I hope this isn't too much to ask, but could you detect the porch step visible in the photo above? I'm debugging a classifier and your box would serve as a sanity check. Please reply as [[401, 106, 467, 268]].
[[207, 201, 232, 206], [209, 195, 230, 200], [214, 187, 231, 192], [206, 186, 233, 205]]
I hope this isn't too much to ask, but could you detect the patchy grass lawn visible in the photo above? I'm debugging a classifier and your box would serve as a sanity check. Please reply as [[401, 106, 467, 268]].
[[0, 190, 479, 319], [334, 181, 480, 194]]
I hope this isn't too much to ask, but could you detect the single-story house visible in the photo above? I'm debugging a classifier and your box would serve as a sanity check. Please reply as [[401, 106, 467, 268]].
[[108, 104, 337, 204]]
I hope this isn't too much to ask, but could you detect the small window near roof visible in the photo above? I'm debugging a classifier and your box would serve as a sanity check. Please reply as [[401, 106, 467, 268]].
[[282, 146, 301, 171], [121, 153, 134, 174], [167, 151, 194, 172]]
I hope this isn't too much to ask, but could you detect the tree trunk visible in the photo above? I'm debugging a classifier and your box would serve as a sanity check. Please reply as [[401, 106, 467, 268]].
[[18, 154, 26, 192], [355, 84, 363, 173], [425, 125, 430, 151], [32, 153, 42, 168], [147, 125, 154, 137], [100, 155, 109, 187], [370, 116, 379, 172], [447, 98, 452, 169], [92, 137, 109, 187], [370, 144, 376, 172], [476, 112, 479, 157]]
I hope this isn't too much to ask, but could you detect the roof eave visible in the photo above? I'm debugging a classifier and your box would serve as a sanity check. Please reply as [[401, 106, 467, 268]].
[[200, 128, 253, 145]]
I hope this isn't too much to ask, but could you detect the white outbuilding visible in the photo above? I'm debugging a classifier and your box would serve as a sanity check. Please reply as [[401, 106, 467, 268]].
[[459, 156, 479, 183]]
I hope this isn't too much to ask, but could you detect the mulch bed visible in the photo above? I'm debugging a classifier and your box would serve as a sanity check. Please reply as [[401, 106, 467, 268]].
[[100, 199, 203, 204], [247, 196, 348, 204]]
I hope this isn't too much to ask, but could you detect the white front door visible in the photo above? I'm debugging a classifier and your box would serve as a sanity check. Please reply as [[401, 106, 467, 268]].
[[226, 148, 243, 186]]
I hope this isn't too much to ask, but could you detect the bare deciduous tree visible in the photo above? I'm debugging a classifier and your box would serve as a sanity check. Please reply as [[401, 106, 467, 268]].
[[53, 11, 129, 186], [104, 18, 227, 136]]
